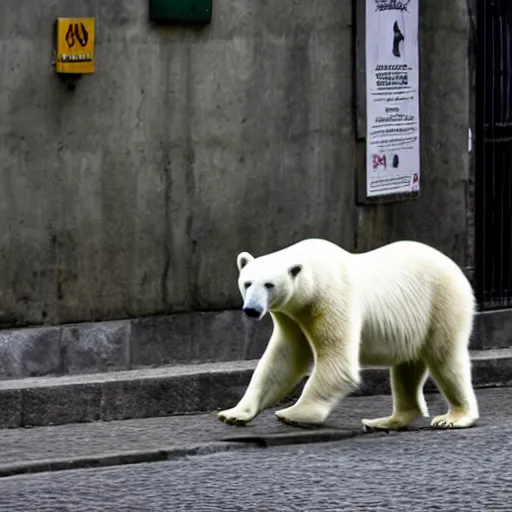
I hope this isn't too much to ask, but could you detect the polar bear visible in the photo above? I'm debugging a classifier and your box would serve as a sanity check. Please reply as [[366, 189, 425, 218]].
[[217, 238, 479, 431]]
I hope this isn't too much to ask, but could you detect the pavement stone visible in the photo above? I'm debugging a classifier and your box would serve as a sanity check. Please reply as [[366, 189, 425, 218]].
[[61, 321, 131, 375], [0, 389, 22, 428], [129, 311, 271, 368], [0, 387, 509, 477], [0, 327, 61, 379], [473, 308, 512, 349], [1, 389, 512, 510]]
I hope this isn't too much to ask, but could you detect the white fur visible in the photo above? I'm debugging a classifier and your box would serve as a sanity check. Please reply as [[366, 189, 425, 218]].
[[218, 238, 479, 430]]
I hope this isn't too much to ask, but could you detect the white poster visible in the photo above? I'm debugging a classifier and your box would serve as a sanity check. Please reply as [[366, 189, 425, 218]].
[[365, 0, 420, 197]]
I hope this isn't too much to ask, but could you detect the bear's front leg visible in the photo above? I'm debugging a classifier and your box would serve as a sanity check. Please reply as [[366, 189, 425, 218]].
[[274, 366, 359, 427], [218, 313, 313, 426], [275, 331, 361, 427]]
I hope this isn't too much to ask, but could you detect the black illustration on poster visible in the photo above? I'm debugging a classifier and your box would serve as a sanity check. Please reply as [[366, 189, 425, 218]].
[[392, 21, 404, 58]]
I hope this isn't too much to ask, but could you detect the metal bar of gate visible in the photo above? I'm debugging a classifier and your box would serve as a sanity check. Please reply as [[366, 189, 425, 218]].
[[476, 0, 512, 310]]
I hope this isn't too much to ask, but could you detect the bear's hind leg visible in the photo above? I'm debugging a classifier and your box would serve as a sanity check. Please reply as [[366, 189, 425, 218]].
[[362, 360, 429, 431], [218, 312, 313, 426], [426, 347, 479, 429]]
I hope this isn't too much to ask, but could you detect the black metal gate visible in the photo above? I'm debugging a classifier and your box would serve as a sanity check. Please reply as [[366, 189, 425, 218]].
[[476, 0, 512, 310]]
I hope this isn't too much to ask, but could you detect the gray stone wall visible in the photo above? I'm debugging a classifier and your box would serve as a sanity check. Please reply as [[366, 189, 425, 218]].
[[0, 0, 472, 328]]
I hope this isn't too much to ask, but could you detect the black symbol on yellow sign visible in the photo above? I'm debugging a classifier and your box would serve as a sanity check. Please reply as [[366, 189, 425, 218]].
[[65, 23, 89, 48]]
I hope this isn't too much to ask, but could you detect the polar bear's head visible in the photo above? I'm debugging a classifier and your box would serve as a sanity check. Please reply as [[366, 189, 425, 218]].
[[236, 251, 303, 320]]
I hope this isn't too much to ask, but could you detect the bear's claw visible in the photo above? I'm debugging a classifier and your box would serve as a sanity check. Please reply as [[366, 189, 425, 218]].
[[430, 412, 478, 429], [275, 415, 322, 429], [220, 417, 249, 426]]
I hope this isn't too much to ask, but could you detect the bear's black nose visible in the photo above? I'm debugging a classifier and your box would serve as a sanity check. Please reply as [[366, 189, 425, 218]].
[[243, 307, 262, 318]]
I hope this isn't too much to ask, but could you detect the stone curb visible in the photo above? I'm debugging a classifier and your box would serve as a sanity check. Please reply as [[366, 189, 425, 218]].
[[0, 349, 511, 429], [0, 429, 371, 478], [0, 442, 251, 478], [1, 308, 511, 381]]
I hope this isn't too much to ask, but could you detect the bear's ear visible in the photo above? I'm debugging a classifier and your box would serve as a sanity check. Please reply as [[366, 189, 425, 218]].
[[289, 264, 302, 279], [237, 252, 254, 272]]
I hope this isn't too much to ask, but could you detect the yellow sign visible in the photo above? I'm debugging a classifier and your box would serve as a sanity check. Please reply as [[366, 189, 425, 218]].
[[56, 18, 95, 74]]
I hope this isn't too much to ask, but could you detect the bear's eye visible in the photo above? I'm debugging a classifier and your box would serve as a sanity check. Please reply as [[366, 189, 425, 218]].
[[244, 282, 252, 289], [264, 282, 274, 289]]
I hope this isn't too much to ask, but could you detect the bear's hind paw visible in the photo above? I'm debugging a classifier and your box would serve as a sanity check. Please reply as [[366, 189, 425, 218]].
[[430, 412, 478, 429], [361, 412, 419, 432], [274, 405, 328, 427]]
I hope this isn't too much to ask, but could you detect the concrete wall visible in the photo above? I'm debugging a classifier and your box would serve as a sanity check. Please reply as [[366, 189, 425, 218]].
[[0, 0, 471, 328]]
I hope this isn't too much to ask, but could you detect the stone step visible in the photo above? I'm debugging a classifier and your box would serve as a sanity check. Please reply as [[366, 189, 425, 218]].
[[0, 309, 511, 381], [1, 349, 511, 429]]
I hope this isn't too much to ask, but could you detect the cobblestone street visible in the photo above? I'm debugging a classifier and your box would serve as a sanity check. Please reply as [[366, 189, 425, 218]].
[[1, 388, 511, 511]]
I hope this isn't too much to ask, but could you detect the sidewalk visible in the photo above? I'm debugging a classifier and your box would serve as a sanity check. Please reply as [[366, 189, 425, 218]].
[[2, 348, 511, 429], [1, 387, 509, 478]]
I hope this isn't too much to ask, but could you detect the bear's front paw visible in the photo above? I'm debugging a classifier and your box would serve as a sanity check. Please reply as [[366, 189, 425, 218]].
[[275, 405, 328, 427], [217, 406, 256, 426]]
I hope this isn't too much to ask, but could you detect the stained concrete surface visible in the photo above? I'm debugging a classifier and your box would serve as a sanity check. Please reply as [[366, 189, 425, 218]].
[[0, 0, 472, 327]]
